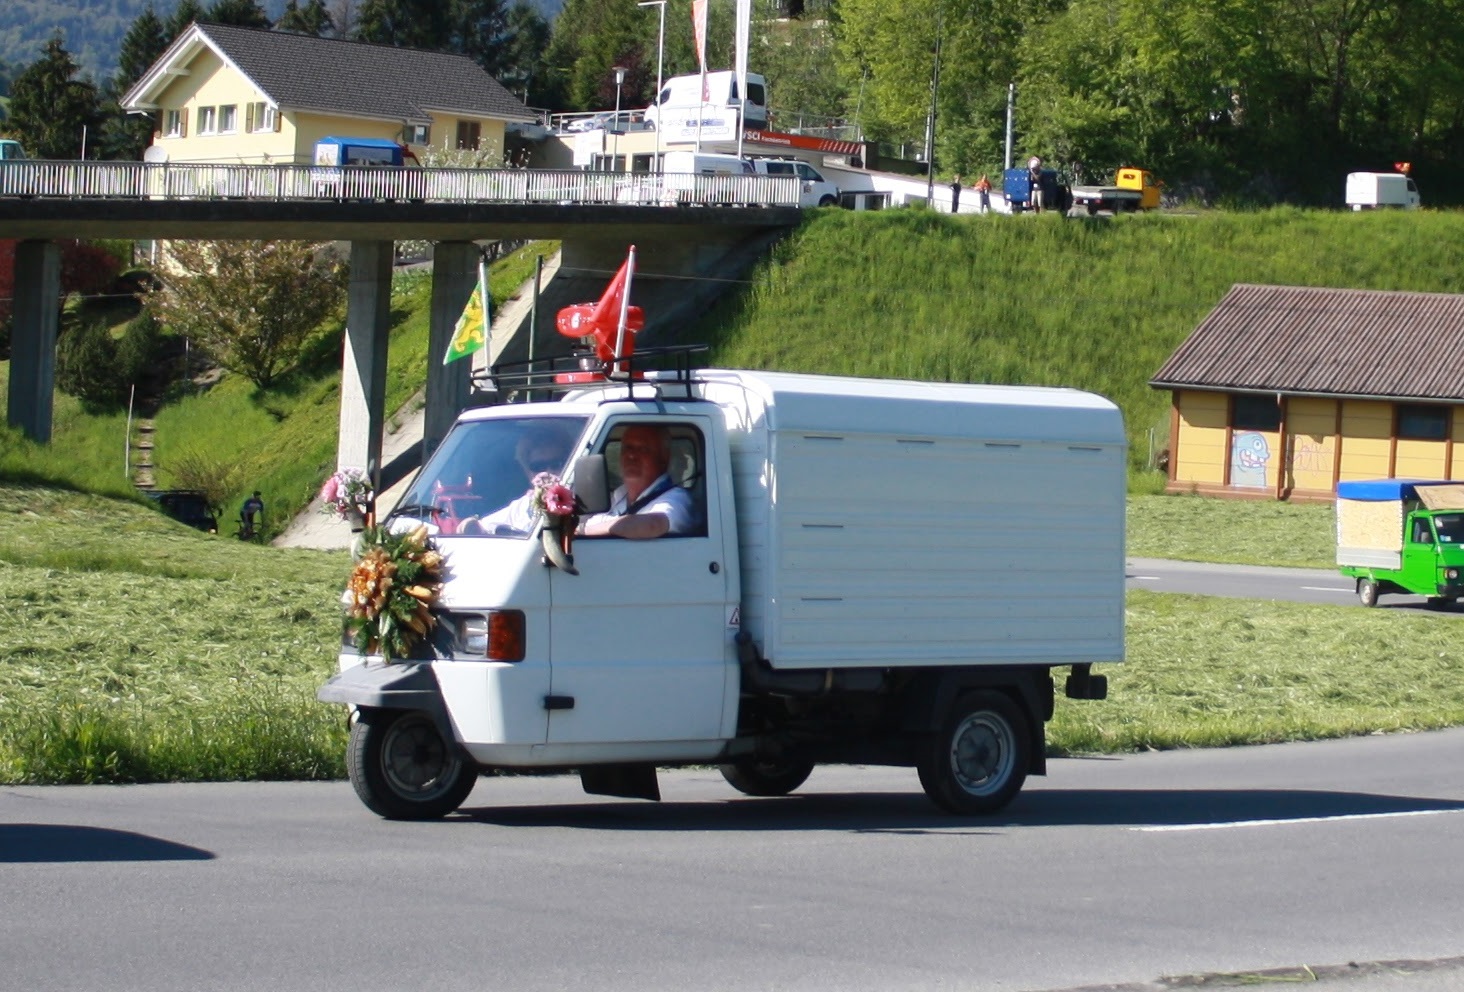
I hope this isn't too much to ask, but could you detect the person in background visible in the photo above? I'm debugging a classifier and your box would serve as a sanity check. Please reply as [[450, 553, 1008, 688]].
[[1027, 156, 1045, 214], [241, 490, 264, 537], [580, 424, 695, 540], [949, 174, 962, 214], [975, 174, 992, 214]]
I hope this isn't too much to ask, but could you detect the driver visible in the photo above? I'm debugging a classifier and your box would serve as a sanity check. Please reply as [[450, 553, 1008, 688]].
[[457, 426, 572, 535]]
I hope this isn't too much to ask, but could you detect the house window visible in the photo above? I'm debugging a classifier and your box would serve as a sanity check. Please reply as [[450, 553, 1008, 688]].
[[197, 106, 217, 135], [219, 105, 238, 133], [1398, 404, 1449, 441], [164, 109, 184, 137], [455, 121, 481, 150], [591, 154, 626, 173], [245, 102, 276, 132], [404, 124, 430, 145], [1232, 394, 1281, 432]]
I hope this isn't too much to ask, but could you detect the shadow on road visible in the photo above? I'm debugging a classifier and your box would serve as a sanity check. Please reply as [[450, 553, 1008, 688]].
[[0, 824, 215, 863], [448, 787, 1464, 833]]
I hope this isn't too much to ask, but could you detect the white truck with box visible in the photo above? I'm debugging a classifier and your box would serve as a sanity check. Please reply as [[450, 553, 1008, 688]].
[[318, 358, 1126, 820], [1345, 171, 1420, 210]]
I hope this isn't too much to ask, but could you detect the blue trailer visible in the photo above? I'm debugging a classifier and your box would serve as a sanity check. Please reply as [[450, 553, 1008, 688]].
[[313, 136, 405, 167], [1002, 167, 1067, 213]]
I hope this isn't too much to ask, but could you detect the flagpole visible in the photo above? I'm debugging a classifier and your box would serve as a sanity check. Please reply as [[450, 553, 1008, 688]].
[[613, 245, 637, 375]]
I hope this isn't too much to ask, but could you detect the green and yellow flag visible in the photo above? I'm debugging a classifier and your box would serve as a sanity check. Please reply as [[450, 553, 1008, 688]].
[[443, 259, 489, 364]]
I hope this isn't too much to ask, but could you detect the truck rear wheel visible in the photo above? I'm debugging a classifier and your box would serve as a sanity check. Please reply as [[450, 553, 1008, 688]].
[[918, 690, 1030, 815], [1358, 578, 1380, 607], [720, 756, 815, 797], [347, 709, 478, 820]]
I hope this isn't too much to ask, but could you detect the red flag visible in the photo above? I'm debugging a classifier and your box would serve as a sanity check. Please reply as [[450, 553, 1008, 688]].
[[556, 246, 644, 369], [1394, 161, 1412, 175]]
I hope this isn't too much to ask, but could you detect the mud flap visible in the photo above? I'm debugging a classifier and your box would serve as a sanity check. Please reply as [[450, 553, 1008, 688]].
[[580, 763, 661, 801]]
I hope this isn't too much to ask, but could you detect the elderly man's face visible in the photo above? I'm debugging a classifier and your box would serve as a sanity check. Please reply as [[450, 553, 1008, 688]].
[[619, 425, 668, 497]]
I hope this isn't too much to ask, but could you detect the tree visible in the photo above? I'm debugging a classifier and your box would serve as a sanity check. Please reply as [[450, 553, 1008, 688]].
[[6, 36, 100, 160], [276, 0, 336, 36], [354, 0, 451, 48], [542, 0, 654, 110], [450, 0, 512, 75], [206, 0, 273, 28], [98, 3, 169, 161], [167, 0, 207, 39], [147, 241, 347, 389], [498, 1, 551, 103], [56, 319, 127, 409]]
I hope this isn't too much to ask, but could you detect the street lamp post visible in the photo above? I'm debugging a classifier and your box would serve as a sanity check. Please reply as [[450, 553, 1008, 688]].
[[612, 65, 627, 172], [637, 0, 667, 172]]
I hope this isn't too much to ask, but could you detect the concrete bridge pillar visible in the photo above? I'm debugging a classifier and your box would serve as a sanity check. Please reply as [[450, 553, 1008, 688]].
[[424, 241, 477, 459], [338, 241, 393, 488], [5, 240, 61, 443]]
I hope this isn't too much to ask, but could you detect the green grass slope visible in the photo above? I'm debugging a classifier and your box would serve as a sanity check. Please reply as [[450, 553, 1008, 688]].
[[702, 208, 1464, 472]]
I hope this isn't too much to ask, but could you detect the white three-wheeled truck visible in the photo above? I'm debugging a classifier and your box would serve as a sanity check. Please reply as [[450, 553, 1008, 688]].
[[318, 357, 1126, 819]]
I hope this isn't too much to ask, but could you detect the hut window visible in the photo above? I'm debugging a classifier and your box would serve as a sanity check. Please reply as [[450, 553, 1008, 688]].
[[1397, 404, 1449, 441], [1232, 394, 1280, 432]]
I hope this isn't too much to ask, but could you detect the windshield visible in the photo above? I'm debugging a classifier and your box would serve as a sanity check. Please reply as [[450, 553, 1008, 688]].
[[1433, 513, 1464, 544], [391, 415, 587, 537]]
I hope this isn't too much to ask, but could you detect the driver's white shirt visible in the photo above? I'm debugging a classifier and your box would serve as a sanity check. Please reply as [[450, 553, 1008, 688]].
[[588, 473, 696, 535]]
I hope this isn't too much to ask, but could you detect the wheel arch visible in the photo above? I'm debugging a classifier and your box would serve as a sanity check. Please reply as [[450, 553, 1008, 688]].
[[899, 667, 1052, 776], [318, 661, 455, 743]]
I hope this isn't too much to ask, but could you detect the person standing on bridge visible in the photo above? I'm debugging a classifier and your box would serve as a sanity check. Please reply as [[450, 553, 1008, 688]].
[[975, 174, 992, 214], [949, 174, 962, 214]]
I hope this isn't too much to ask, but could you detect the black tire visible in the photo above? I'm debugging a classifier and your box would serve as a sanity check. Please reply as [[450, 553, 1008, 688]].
[[1358, 578, 1380, 608], [720, 756, 815, 797], [347, 709, 477, 820], [817, 195, 837, 207], [918, 690, 1030, 815]]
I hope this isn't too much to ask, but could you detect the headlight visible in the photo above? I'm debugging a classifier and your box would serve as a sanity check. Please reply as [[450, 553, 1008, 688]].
[[1447, 568, 1460, 580], [449, 611, 525, 661]]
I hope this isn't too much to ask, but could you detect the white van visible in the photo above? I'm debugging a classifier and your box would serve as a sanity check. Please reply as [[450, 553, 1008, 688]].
[[749, 157, 840, 207], [319, 364, 1126, 820], [644, 71, 768, 139], [659, 151, 754, 205], [1345, 172, 1420, 210]]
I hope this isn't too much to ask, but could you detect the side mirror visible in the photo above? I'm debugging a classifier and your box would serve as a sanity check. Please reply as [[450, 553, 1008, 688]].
[[572, 454, 610, 514]]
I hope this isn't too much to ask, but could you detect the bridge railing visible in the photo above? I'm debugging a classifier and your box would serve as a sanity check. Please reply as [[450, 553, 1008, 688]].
[[0, 161, 803, 208]]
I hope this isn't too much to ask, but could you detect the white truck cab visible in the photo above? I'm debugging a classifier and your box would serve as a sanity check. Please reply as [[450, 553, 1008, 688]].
[[320, 359, 1126, 820], [644, 71, 768, 137]]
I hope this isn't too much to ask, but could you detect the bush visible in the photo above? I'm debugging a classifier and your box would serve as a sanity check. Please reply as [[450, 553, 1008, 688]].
[[56, 319, 128, 409], [117, 310, 164, 389]]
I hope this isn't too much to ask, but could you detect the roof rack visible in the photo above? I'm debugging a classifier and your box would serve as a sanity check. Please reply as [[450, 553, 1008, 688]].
[[471, 343, 710, 401]]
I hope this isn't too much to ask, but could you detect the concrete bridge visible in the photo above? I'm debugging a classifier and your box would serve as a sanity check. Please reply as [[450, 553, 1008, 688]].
[[0, 164, 800, 487]]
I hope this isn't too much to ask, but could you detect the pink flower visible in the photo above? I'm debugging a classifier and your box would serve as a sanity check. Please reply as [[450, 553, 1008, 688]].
[[320, 475, 339, 503], [544, 483, 575, 516]]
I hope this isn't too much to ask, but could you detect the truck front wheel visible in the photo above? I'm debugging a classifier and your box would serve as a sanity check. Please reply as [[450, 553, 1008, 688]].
[[347, 709, 478, 820], [918, 691, 1030, 815], [720, 756, 815, 797], [1358, 578, 1380, 607]]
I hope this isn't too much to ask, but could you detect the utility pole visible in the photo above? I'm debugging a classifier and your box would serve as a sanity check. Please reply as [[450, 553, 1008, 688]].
[[924, 3, 943, 205]]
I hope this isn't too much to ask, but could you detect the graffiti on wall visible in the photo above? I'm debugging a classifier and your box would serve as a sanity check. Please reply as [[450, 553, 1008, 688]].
[[1230, 432, 1270, 488]]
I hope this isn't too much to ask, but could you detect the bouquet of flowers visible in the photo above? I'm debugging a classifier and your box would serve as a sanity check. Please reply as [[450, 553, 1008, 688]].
[[344, 523, 445, 658], [319, 468, 373, 522], [530, 472, 576, 519]]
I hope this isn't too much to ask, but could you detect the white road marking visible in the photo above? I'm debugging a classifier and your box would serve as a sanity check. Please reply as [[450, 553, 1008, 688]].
[[1131, 576, 1160, 581], [1300, 586, 1353, 593], [1131, 808, 1462, 832]]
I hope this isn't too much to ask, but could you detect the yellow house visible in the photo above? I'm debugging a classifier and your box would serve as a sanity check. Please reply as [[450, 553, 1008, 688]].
[[121, 22, 536, 165], [1151, 284, 1464, 502]]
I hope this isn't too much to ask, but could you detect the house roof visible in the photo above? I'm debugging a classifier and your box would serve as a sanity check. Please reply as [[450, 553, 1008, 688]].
[[1150, 283, 1464, 402], [123, 22, 535, 124]]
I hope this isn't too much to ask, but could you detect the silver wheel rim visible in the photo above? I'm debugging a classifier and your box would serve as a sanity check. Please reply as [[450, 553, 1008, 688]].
[[949, 712, 1015, 797], [381, 715, 460, 801]]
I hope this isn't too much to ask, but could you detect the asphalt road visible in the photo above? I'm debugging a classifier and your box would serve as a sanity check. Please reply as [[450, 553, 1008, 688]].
[[1126, 556, 1458, 611], [4, 729, 1463, 992]]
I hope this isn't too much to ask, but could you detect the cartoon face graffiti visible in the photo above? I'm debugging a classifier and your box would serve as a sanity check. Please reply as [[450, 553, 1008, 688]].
[[1230, 431, 1270, 488]]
